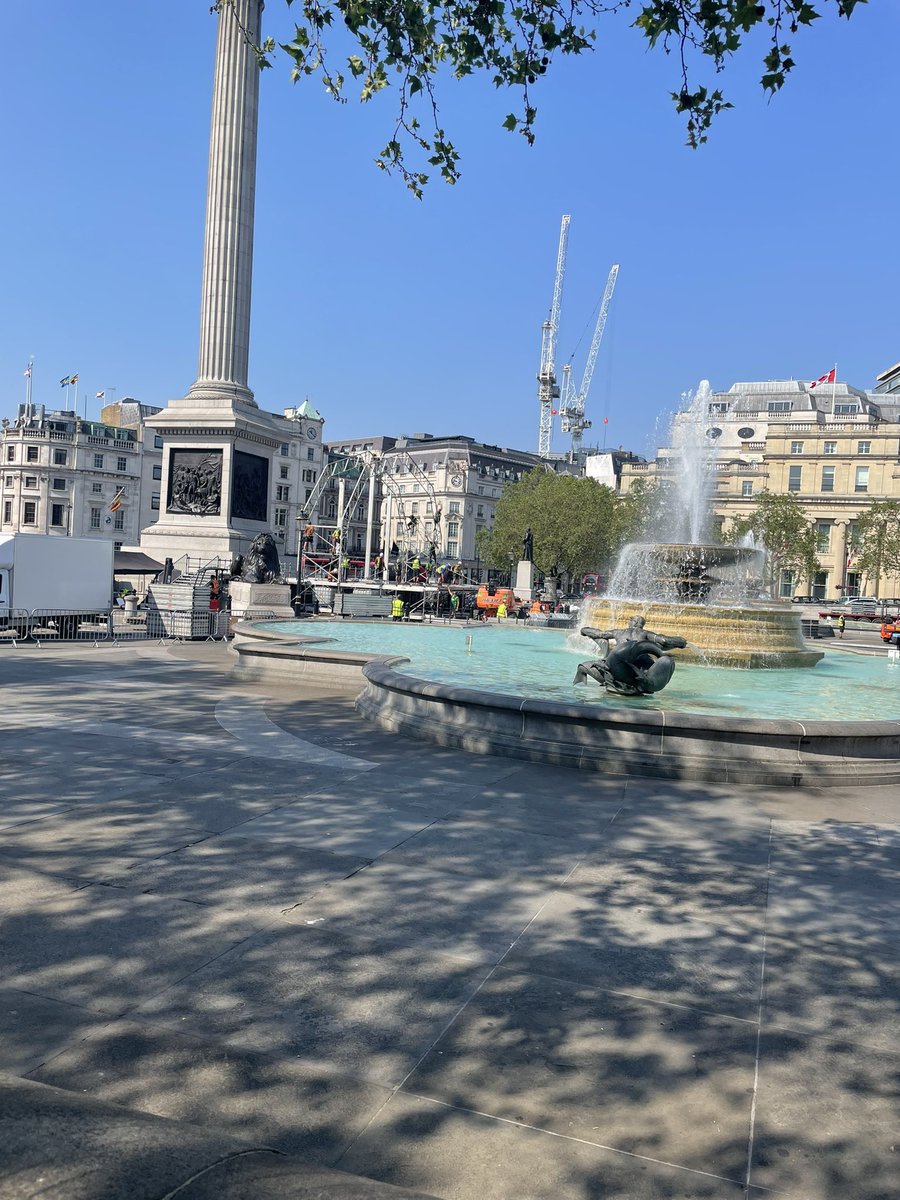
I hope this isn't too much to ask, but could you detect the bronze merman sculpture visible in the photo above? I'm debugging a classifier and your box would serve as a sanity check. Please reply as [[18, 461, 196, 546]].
[[574, 615, 688, 695]]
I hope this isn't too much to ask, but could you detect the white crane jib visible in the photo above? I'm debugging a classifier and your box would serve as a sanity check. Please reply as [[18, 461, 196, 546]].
[[537, 213, 570, 457], [560, 263, 619, 458]]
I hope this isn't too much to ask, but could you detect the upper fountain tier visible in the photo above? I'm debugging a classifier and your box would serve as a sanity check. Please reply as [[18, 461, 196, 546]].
[[607, 542, 764, 606]]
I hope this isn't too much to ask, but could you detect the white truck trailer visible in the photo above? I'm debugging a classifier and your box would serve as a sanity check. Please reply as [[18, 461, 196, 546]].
[[0, 534, 114, 635]]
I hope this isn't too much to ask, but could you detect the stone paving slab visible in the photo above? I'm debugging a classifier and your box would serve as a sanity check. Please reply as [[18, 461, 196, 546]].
[[133, 923, 489, 1088], [0, 988, 101, 1078], [280, 860, 553, 961], [29, 1017, 394, 1164], [0, 881, 260, 1017], [228, 799, 439, 860], [338, 1091, 758, 1199], [502, 885, 765, 1021], [0, 806, 215, 878], [761, 929, 900, 1051], [376, 817, 585, 884], [750, 1028, 900, 1198], [404, 967, 756, 1180], [101, 833, 369, 919]]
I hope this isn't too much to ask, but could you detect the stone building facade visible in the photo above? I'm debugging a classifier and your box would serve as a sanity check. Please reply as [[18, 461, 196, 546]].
[[0, 403, 162, 550]]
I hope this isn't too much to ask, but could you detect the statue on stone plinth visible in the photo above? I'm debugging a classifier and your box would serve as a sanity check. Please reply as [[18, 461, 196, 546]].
[[522, 527, 534, 562], [239, 532, 283, 583], [574, 615, 687, 695]]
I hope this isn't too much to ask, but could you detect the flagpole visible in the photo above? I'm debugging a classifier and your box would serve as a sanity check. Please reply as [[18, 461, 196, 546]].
[[832, 362, 837, 412], [24, 358, 33, 417]]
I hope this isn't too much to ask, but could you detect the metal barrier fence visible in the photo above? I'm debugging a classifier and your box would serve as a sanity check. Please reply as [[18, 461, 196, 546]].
[[0, 610, 33, 646], [0, 608, 231, 646]]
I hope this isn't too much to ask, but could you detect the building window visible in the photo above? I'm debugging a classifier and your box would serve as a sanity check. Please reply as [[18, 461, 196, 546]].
[[274, 508, 287, 526], [302, 469, 317, 483], [449, 501, 460, 514], [855, 466, 869, 493], [6, 447, 14, 461], [413, 483, 421, 492], [768, 402, 791, 412], [151, 493, 160, 511], [280, 443, 289, 456], [154, 435, 164, 449], [790, 441, 803, 454], [779, 569, 795, 598], [741, 480, 752, 497], [52, 477, 66, 491], [24, 476, 37, 489], [477, 485, 484, 496], [23, 501, 37, 525], [92, 482, 103, 494], [276, 485, 290, 501], [857, 440, 871, 454], [26, 445, 39, 462], [307, 447, 315, 461], [411, 501, 419, 515], [447, 522, 459, 538], [834, 404, 857, 415], [305, 488, 312, 501], [280, 464, 289, 479], [53, 448, 67, 466], [476, 504, 484, 518], [114, 541, 123, 551], [90, 507, 101, 529], [51, 503, 65, 527], [152, 465, 162, 480], [788, 465, 801, 492], [815, 522, 831, 554], [3, 475, 11, 487], [447, 542, 458, 557], [117, 456, 127, 472], [823, 441, 837, 454], [114, 510, 125, 530], [820, 465, 835, 493], [94, 454, 104, 469], [2, 501, 11, 523]]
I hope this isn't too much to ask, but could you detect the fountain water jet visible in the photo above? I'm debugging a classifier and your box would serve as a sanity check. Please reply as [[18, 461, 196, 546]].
[[581, 382, 823, 668]]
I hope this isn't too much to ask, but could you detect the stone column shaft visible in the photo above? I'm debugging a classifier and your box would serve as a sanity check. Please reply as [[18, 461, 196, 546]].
[[190, 0, 263, 407]]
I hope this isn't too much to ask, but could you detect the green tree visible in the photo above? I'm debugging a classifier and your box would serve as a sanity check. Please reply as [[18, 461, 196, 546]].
[[229, 0, 869, 194], [852, 501, 900, 596], [727, 489, 819, 595], [477, 469, 622, 587]]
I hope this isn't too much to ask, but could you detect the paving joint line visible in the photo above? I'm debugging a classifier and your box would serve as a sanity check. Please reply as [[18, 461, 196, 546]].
[[743, 820, 775, 1197]]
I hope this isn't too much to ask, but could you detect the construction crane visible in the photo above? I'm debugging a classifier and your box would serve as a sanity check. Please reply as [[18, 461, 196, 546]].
[[537, 214, 570, 457], [559, 263, 619, 459]]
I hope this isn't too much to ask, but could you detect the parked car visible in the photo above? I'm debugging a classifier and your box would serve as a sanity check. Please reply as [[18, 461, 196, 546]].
[[791, 596, 816, 604]]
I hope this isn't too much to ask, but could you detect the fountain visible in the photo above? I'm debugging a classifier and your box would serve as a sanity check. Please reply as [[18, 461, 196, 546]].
[[579, 382, 823, 669], [231, 381, 899, 785]]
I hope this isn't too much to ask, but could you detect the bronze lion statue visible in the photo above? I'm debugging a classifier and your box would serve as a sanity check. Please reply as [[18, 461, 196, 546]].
[[238, 532, 283, 583]]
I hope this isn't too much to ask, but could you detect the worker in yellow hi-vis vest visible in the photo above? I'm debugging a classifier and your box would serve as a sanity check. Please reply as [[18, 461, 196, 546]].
[[496, 600, 508, 621], [391, 596, 405, 622]]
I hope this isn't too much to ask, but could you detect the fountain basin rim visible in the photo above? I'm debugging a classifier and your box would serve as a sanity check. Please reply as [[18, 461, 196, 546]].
[[360, 658, 900, 736], [231, 620, 900, 785]]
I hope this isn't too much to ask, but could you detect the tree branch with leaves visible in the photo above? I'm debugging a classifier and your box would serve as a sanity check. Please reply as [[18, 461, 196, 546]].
[[217, 0, 869, 193]]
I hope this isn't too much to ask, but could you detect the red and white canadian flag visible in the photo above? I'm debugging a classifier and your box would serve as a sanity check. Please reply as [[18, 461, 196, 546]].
[[810, 368, 836, 389]]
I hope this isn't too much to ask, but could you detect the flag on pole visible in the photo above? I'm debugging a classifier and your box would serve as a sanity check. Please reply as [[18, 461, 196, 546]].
[[59, 376, 71, 386], [70, 373, 79, 385], [23, 365, 32, 379], [95, 391, 105, 399], [108, 489, 124, 513], [809, 368, 836, 389]]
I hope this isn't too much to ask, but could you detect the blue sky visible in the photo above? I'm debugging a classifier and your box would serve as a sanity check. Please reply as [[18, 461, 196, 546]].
[[1, 2, 896, 459]]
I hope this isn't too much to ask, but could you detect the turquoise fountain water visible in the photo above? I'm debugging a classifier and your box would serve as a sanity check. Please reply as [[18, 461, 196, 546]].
[[265, 620, 900, 721]]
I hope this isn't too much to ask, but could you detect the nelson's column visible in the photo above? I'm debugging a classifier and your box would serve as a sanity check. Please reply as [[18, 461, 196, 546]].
[[141, 0, 293, 566]]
